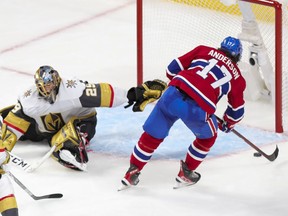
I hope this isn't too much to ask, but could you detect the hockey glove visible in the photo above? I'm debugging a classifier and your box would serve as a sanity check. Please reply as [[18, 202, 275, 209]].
[[125, 79, 167, 112], [218, 119, 235, 133]]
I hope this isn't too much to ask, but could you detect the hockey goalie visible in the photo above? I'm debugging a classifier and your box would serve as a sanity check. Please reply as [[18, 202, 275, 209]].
[[0, 66, 167, 171]]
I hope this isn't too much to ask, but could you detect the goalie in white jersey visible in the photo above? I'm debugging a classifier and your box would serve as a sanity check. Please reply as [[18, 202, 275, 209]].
[[0, 66, 167, 171], [0, 65, 130, 171]]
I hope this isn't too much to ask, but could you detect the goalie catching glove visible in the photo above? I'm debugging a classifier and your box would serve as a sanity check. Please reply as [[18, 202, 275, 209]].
[[125, 79, 167, 112]]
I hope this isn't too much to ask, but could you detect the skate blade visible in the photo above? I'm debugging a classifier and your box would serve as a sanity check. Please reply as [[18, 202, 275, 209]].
[[117, 179, 132, 191], [173, 181, 195, 189], [117, 184, 131, 191]]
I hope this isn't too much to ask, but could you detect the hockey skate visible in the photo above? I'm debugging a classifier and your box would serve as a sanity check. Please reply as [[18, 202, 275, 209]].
[[118, 164, 140, 191], [59, 150, 87, 171], [173, 160, 201, 189]]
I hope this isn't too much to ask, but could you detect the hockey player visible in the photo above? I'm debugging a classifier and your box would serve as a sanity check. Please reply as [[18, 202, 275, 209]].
[[0, 66, 166, 171], [120, 36, 246, 189], [0, 117, 19, 216]]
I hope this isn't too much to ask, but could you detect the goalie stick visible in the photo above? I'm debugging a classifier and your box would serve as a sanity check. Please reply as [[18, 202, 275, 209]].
[[9, 152, 32, 172], [7, 171, 63, 200], [216, 115, 279, 162], [9, 145, 56, 172]]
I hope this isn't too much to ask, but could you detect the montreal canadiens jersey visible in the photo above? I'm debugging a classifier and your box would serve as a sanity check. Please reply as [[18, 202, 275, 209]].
[[167, 45, 246, 125], [4, 78, 127, 139]]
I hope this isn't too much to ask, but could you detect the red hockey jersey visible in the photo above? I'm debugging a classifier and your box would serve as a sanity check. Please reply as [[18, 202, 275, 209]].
[[167, 45, 246, 125]]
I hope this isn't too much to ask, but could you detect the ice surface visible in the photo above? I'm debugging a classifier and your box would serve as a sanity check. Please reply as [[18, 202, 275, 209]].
[[1, 1, 288, 216]]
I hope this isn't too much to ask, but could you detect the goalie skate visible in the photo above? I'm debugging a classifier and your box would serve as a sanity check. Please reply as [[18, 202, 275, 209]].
[[59, 150, 87, 171]]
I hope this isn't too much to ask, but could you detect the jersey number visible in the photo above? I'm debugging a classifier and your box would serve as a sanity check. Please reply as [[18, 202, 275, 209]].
[[85, 83, 97, 96], [196, 59, 232, 88]]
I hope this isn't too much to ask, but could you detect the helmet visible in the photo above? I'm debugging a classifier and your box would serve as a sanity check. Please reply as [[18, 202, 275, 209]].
[[34, 66, 61, 104], [220, 36, 243, 58]]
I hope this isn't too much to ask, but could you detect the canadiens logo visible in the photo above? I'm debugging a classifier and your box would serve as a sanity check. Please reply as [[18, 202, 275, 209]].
[[66, 80, 77, 88], [23, 89, 32, 97], [41, 113, 65, 132]]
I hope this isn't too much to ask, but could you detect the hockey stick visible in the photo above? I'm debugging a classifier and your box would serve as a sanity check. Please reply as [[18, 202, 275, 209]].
[[9, 152, 32, 171], [7, 171, 63, 200], [9, 145, 56, 172], [216, 115, 279, 162], [26, 145, 56, 172]]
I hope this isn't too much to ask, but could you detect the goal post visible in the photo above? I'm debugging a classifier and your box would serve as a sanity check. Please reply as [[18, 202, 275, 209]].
[[136, 0, 288, 133]]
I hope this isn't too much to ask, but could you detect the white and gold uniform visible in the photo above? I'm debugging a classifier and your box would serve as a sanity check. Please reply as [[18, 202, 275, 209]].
[[2, 77, 127, 170], [0, 116, 18, 216], [0, 157, 18, 216], [6, 78, 127, 137]]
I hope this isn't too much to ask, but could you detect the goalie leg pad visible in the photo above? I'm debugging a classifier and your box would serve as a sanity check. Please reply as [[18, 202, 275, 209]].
[[0, 174, 18, 213], [0, 122, 17, 152], [50, 118, 88, 170], [0, 105, 15, 119], [50, 118, 83, 151]]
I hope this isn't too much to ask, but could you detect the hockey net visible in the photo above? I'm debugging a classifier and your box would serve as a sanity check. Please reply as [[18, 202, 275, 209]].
[[137, 0, 288, 133]]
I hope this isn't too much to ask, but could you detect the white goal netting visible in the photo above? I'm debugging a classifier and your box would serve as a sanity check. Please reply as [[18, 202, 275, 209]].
[[140, 0, 288, 132]]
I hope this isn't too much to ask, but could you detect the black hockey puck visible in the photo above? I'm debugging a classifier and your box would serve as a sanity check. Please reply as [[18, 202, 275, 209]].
[[253, 152, 262, 157]]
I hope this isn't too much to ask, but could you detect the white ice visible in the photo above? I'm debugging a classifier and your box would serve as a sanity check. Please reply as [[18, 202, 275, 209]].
[[0, 1, 288, 216]]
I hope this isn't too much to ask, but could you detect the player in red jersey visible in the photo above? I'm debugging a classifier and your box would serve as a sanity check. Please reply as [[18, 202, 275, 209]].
[[121, 36, 246, 189]]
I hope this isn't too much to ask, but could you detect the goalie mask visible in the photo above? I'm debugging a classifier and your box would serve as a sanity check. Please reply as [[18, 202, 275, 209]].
[[34, 66, 61, 104]]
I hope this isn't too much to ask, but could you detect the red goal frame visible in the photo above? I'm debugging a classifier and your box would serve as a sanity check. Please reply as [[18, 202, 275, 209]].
[[136, 0, 284, 132]]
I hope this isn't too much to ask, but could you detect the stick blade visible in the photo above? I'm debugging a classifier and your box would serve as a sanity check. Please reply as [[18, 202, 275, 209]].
[[33, 193, 63, 200], [48, 193, 63, 198], [266, 145, 279, 162]]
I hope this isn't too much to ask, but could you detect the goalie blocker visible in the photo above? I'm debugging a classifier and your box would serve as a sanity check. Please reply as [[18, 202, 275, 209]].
[[125, 79, 167, 112]]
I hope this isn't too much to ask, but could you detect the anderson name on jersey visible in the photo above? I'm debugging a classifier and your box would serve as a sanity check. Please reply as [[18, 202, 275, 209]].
[[166, 45, 246, 125]]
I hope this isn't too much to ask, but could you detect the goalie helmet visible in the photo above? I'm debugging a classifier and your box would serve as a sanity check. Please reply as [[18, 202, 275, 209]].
[[34, 66, 61, 104], [220, 36, 243, 62]]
